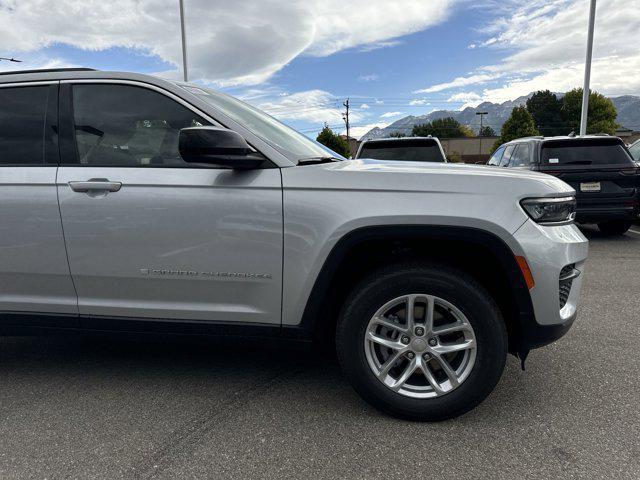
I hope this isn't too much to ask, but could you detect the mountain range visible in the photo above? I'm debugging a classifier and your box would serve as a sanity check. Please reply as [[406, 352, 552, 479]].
[[360, 94, 640, 141]]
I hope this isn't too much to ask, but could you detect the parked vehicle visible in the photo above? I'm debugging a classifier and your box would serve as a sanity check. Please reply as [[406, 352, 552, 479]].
[[355, 136, 447, 162], [488, 136, 639, 235], [0, 69, 588, 421]]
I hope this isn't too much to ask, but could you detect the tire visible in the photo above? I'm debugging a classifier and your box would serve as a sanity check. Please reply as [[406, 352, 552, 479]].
[[336, 261, 507, 421], [597, 220, 631, 236]]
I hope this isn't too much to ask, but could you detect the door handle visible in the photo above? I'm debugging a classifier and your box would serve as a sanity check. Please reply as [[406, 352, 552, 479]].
[[68, 179, 122, 193]]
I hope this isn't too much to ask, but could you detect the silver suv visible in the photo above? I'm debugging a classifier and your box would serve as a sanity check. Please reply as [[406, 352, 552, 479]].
[[0, 69, 588, 420]]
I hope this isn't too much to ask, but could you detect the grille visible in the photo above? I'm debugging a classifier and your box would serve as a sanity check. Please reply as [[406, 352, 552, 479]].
[[559, 264, 575, 310]]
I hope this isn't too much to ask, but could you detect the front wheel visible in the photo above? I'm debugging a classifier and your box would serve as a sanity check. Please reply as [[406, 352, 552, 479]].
[[597, 220, 631, 236], [336, 262, 507, 421]]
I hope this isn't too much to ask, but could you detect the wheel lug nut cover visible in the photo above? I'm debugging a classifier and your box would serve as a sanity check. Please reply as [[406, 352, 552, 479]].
[[428, 338, 437, 346], [401, 336, 410, 344], [406, 352, 415, 359], [415, 327, 424, 335]]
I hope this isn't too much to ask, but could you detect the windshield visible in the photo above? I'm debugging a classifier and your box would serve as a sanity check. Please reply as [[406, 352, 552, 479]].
[[358, 139, 445, 162], [181, 85, 343, 162], [541, 139, 634, 166]]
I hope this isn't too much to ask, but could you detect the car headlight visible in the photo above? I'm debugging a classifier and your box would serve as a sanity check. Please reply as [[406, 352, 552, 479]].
[[520, 196, 576, 225]]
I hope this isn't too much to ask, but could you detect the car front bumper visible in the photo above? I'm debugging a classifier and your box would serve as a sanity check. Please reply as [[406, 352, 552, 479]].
[[512, 220, 588, 349]]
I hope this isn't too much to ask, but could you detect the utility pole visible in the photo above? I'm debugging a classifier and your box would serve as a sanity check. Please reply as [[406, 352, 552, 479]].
[[476, 111, 488, 158], [179, 0, 188, 82], [580, 0, 597, 136], [342, 98, 350, 143], [476, 111, 488, 134]]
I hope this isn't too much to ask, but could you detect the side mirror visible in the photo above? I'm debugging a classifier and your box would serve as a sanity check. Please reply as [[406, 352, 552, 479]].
[[179, 126, 265, 170]]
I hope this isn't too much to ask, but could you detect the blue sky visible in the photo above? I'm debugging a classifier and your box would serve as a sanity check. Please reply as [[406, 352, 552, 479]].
[[1, 0, 638, 138]]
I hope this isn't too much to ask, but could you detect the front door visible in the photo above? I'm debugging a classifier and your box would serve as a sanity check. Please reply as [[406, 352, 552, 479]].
[[56, 82, 283, 325]]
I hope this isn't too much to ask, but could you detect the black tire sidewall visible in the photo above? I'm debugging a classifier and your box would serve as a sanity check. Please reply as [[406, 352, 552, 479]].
[[336, 262, 507, 421]]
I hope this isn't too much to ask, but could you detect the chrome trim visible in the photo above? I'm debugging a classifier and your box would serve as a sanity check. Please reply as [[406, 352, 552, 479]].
[[0, 81, 59, 88]]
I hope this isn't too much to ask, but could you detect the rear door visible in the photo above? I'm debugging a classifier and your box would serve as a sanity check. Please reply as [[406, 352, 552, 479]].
[[538, 138, 638, 214], [56, 81, 283, 326], [0, 83, 78, 320]]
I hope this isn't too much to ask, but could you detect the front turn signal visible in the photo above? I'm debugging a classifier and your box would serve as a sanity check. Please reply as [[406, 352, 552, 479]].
[[516, 256, 535, 290]]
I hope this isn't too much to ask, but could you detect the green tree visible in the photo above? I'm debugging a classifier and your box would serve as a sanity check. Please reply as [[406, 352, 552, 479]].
[[561, 88, 618, 135], [478, 125, 496, 137], [412, 117, 474, 138], [526, 90, 565, 136], [316, 124, 350, 157], [492, 106, 539, 152]]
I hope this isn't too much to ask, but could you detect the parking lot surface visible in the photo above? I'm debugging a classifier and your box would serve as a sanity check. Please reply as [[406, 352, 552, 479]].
[[0, 226, 639, 480]]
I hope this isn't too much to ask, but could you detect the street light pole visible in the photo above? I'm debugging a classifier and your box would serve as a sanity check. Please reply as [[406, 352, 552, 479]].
[[476, 111, 488, 159], [580, 0, 597, 136], [179, 0, 188, 82]]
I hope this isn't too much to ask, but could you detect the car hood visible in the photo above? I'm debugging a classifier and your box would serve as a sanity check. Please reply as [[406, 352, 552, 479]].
[[284, 158, 574, 198]]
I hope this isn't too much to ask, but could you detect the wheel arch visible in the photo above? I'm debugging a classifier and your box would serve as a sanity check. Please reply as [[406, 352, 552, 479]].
[[287, 225, 536, 356]]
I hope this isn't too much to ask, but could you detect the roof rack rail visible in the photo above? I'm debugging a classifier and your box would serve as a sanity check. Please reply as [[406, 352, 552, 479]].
[[0, 67, 96, 76]]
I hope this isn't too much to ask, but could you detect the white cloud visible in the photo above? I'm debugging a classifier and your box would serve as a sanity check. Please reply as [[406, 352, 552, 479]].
[[341, 122, 390, 139], [256, 89, 364, 124], [415, 74, 499, 93], [358, 74, 379, 82], [380, 111, 404, 118], [447, 91, 483, 108], [0, 0, 455, 86], [358, 40, 403, 52], [360, 103, 371, 109], [409, 99, 430, 106], [421, 0, 640, 101]]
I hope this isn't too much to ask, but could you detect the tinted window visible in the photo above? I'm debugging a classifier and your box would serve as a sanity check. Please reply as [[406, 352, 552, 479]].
[[487, 146, 505, 166], [358, 140, 444, 162], [510, 144, 531, 167], [0, 86, 49, 165], [72, 84, 209, 167], [500, 145, 515, 167], [541, 139, 634, 166]]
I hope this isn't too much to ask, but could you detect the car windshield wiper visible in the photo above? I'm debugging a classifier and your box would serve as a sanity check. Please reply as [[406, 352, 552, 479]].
[[297, 156, 341, 165]]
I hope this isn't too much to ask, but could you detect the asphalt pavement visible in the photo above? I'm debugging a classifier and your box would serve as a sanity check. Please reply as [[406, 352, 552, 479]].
[[0, 226, 639, 480]]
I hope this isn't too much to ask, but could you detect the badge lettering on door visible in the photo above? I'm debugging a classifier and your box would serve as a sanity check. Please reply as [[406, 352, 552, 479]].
[[140, 268, 272, 280]]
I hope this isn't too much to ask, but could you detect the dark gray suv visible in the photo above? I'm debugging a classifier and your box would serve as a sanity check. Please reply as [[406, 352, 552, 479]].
[[489, 135, 640, 235]]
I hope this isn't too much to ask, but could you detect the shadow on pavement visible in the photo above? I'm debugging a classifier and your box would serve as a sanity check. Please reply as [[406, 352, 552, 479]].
[[578, 224, 640, 241]]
